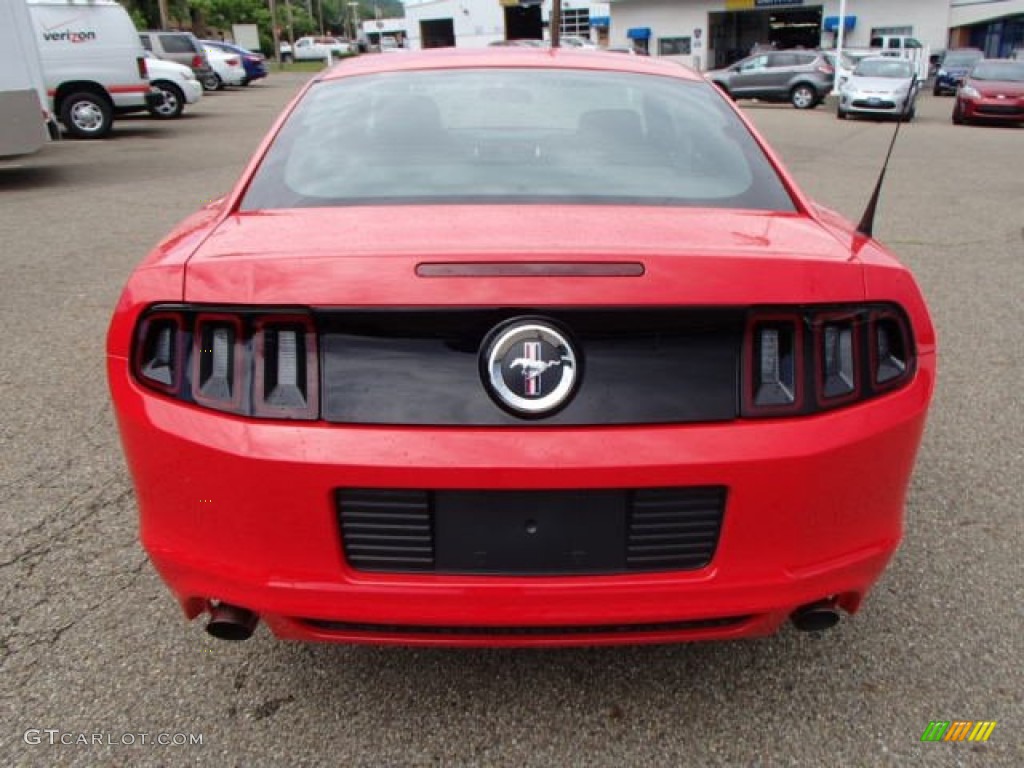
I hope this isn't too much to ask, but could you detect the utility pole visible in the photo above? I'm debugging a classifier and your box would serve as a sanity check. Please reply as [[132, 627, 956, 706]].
[[157, 0, 169, 29], [833, 0, 848, 94], [551, 0, 561, 48], [269, 0, 281, 67]]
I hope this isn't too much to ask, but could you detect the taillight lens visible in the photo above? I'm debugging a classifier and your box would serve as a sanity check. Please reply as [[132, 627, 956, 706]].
[[193, 314, 244, 411], [137, 56, 148, 79], [815, 313, 860, 404], [743, 304, 914, 418], [226, 57, 240, 66], [134, 313, 183, 394], [192, 54, 203, 68], [871, 312, 912, 388], [253, 316, 319, 419], [744, 314, 802, 413], [132, 307, 319, 420]]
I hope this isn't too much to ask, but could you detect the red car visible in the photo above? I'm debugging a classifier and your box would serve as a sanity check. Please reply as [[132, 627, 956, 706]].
[[108, 49, 936, 647], [953, 59, 1024, 125]]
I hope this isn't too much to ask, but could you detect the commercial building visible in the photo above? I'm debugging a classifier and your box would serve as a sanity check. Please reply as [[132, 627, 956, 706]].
[[607, 0, 1024, 70], [399, 0, 610, 49], [385, 1, 1023, 62]]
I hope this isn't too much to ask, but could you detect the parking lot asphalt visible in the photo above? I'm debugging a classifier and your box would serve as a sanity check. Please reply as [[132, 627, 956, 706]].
[[1, 72, 1021, 767]]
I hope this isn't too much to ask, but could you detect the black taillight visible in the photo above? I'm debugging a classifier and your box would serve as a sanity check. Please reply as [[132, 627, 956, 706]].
[[744, 315, 802, 414], [132, 308, 319, 420], [815, 314, 860, 404], [872, 313, 911, 387], [133, 313, 182, 394], [253, 316, 319, 419], [744, 305, 915, 418], [193, 315, 243, 410]]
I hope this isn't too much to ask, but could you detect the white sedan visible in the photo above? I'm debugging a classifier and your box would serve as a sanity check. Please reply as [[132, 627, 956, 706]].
[[144, 53, 202, 119], [288, 36, 353, 62], [201, 46, 247, 90], [837, 56, 920, 121]]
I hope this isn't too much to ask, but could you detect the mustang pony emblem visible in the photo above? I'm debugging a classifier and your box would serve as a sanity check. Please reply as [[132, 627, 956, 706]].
[[509, 357, 563, 380], [482, 320, 579, 414]]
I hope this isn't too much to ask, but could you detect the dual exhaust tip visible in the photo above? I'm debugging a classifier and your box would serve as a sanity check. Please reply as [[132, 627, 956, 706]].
[[204, 599, 842, 641]]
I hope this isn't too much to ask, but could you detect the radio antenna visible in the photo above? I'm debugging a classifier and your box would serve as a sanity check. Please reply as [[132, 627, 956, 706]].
[[856, 65, 918, 238]]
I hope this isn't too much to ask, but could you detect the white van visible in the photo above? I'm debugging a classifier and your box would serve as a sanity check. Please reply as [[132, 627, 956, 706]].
[[0, 0, 57, 158], [27, 0, 161, 139]]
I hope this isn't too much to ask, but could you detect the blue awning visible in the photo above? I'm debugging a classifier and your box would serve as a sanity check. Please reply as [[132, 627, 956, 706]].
[[823, 16, 856, 33], [626, 27, 651, 41], [590, 16, 610, 29]]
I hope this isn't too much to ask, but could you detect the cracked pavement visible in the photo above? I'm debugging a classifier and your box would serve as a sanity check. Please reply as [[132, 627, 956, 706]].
[[1, 74, 1021, 767]]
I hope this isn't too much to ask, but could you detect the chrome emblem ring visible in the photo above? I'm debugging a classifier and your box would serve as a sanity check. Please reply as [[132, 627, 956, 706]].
[[482, 319, 579, 416]]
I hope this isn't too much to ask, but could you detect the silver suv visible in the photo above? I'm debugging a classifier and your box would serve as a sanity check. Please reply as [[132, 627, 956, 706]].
[[139, 31, 216, 91], [706, 51, 834, 109]]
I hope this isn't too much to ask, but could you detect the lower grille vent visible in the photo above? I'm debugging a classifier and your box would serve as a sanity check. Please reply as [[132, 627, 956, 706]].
[[337, 489, 434, 571], [626, 487, 726, 571]]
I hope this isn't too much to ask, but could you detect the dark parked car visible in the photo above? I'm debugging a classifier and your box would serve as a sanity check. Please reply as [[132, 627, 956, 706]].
[[953, 59, 1024, 125], [202, 40, 268, 85], [933, 48, 983, 95], [139, 30, 216, 91], [705, 50, 834, 109]]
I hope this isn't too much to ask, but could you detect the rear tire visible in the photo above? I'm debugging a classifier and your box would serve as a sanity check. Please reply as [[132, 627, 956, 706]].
[[60, 91, 113, 139], [837, 108, 848, 120], [149, 81, 184, 119], [790, 84, 817, 109], [952, 103, 965, 125], [201, 72, 219, 92]]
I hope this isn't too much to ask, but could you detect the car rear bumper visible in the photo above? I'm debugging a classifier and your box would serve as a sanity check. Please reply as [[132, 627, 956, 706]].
[[110, 353, 934, 646]]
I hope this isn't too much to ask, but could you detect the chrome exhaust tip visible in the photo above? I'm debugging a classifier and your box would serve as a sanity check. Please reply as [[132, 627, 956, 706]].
[[790, 599, 841, 632], [205, 603, 259, 641]]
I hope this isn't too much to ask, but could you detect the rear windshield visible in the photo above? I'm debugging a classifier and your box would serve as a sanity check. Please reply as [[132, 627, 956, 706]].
[[971, 61, 1024, 81], [240, 69, 796, 211]]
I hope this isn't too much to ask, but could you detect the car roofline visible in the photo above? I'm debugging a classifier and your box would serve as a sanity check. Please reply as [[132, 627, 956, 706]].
[[316, 47, 707, 83]]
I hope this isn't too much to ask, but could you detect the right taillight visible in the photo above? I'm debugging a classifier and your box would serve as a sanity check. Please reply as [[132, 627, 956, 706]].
[[192, 54, 203, 68], [871, 311, 912, 389], [744, 314, 803, 414], [743, 304, 914, 418]]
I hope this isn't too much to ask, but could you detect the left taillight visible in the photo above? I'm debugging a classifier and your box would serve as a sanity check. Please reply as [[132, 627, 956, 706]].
[[134, 313, 183, 395], [131, 308, 319, 420], [137, 56, 148, 79]]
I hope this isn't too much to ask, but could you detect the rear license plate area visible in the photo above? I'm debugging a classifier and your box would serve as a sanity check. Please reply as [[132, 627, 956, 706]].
[[434, 490, 626, 574]]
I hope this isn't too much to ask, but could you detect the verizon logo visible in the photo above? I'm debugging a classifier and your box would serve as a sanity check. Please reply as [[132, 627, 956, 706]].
[[43, 29, 97, 43]]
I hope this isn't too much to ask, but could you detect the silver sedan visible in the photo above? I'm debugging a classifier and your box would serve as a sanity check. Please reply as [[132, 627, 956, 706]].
[[837, 57, 919, 121]]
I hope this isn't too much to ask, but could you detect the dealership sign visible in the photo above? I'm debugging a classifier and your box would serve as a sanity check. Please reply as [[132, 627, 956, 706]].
[[726, 0, 804, 9]]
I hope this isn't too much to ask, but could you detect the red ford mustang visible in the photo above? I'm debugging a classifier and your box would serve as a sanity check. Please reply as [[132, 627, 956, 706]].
[[108, 49, 935, 647]]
